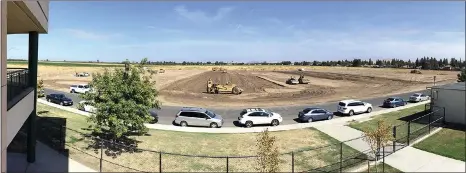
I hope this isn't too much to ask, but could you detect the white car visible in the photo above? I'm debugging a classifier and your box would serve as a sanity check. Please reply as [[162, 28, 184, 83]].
[[337, 100, 373, 116], [238, 108, 283, 128], [409, 93, 430, 102], [70, 84, 90, 94], [78, 101, 96, 113]]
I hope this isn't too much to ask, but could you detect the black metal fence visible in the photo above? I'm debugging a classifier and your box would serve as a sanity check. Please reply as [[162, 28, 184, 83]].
[[391, 104, 445, 152], [7, 68, 31, 108]]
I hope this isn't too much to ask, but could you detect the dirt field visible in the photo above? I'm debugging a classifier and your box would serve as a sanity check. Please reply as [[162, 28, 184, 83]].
[[8, 64, 459, 107]]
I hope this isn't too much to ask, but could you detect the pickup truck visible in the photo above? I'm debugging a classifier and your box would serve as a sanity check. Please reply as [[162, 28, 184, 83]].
[[46, 94, 73, 106], [70, 84, 90, 94]]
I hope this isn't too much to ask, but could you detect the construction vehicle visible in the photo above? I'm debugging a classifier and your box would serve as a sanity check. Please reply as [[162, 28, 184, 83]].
[[286, 76, 299, 85], [298, 74, 310, 84], [212, 67, 220, 71], [159, 69, 165, 73], [410, 69, 422, 74], [206, 79, 243, 95]]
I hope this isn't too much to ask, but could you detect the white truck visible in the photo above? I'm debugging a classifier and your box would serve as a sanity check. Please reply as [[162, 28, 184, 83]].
[[70, 84, 91, 94]]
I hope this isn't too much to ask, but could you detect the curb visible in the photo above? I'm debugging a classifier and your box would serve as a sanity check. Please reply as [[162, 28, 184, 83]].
[[37, 99, 430, 134]]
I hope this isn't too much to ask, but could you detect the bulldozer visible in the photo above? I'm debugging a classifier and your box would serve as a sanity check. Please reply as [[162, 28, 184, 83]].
[[286, 76, 299, 85], [159, 69, 165, 73], [298, 74, 310, 84], [206, 79, 243, 95]]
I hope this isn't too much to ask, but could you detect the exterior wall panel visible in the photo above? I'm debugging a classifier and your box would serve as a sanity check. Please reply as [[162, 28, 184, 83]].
[[433, 89, 466, 125], [4, 90, 34, 151]]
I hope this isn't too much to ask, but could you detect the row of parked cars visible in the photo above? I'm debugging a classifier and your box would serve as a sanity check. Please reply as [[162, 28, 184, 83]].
[[45, 87, 430, 128]]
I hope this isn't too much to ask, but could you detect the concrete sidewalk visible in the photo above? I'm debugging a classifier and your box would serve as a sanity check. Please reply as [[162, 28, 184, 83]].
[[38, 99, 429, 134], [8, 141, 96, 172], [315, 124, 466, 172]]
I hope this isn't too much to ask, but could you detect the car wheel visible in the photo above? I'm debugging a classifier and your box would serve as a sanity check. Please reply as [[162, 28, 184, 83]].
[[271, 119, 279, 126], [366, 107, 372, 113], [47, 99, 50, 102], [327, 115, 333, 120], [180, 121, 188, 127], [307, 118, 313, 123], [60, 102, 64, 106], [71, 89, 75, 93], [245, 121, 253, 128], [349, 110, 354, 116], [210, 123, 218, 128]]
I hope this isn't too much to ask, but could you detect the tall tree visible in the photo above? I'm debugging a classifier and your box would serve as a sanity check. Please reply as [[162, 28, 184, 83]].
[[82, 58, 161, 140]]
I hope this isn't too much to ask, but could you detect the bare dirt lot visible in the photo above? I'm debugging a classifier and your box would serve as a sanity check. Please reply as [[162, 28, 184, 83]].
[[8, 64, 459, 107]]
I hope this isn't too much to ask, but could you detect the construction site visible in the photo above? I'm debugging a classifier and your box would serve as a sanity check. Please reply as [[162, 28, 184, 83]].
[[7, 64, 459, 107]]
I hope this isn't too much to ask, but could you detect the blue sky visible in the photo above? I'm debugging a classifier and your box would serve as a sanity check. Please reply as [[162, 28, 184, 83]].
[[7, 1, 465, 62]]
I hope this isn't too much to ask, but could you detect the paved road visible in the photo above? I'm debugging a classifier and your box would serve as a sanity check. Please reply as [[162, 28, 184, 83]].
[[42, 88, 429, 127]]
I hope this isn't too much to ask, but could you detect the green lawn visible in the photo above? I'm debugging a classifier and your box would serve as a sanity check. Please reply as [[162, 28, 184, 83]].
[[413, 128, 466, 161], [36, 103, 365, 172], [349, 105, 428, 142], [360, 163, 402, 173]]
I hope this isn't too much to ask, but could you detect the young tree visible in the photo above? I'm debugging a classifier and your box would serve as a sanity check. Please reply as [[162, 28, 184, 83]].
[[255, 129, 280, 173], [81, 58, 161, 140], [363, 120, 393, 173], [458, 68, 466, 82], [37, 79, 44, 97]]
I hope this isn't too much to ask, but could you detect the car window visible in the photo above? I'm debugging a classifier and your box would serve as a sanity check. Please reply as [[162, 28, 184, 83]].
[[387, 98, 395, 101], [196, 113, 208, 119], [413, 94, 420, 97], [240, 110, 247, 116], [338, 102, 346, 106], [303, 108, 313, 113], [179, 112, 191, 117], [57, 94, 64, 98], [314, 109, 326, 114], [358, 102, 365, 106], [249, 112, 261, 117], [84, 85, 90, 88], [347, 102, 358, 106], [260, 112, 270, 117], [78, 85, 83, 88], [420, 94, 425, 97], [205, 110, 216, 118], [71, 85, 77, 88]]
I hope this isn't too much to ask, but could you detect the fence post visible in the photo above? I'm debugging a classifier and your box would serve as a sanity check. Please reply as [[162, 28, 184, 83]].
[[428, 111, 431, 133], [442, 107, 446, 126], [99, 140, 103, 172], [382, 146, 385, 173], [159, 152, 162, 173], [226, 156, 229, 173], [392, 126, 396, 152], [292, 152, 294, 173], [407, 121, 411, 145], [339, 142, 343, 173]]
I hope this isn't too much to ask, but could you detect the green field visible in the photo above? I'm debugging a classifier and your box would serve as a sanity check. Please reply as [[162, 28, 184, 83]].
[[413, 128, 466, 161]]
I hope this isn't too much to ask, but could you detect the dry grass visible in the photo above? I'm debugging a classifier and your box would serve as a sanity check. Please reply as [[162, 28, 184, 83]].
[[37, 102, 361, 172]]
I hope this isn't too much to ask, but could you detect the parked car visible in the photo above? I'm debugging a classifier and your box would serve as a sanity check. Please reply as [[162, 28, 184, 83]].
[[78, 100, 96, 113], [238, 108, 283, 128], [298, 107, 334, 123], [337, 100, 372, 116], [46, 94, 73, 106], [383, 97, 407, 108], [70, 84, 90, 94], [149, 109, 159, 124], [174, 107, 224, 128], [409, 93, 430, 102]]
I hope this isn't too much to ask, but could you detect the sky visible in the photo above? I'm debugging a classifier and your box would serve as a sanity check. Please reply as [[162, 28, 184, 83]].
[[7, 1, 466, 63]]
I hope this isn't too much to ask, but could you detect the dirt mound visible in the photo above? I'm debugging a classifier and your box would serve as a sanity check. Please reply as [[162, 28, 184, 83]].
[[164, 71, 283, 93]]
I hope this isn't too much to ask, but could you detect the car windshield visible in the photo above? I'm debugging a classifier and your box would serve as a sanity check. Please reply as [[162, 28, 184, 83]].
[[205, 110, 216, 118], [57, 94, 65, 98], [413, 94, 420, 97]]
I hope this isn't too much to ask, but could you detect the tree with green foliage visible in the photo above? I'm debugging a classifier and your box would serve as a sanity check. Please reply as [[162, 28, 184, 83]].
[[81, 58, 161, 140], [255, 129, 280, 173], [37, 79, 44, 97], [458, 68, 466, 82]]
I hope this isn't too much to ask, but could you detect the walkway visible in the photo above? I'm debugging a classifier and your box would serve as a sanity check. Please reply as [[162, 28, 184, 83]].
[[8, 141, 96, 172], [315, 124, 466, 172], [38, 99, 428, 133]]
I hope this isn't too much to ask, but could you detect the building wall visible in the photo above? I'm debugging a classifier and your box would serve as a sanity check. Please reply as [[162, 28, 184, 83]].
[[3, 90, 34, 151], [433, 89, 466, 125]]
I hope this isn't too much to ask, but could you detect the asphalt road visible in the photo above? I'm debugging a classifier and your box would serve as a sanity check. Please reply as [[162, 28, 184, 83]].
[[42, 88, 429, 127]]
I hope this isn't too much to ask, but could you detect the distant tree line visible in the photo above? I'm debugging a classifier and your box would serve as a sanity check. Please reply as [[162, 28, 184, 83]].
[[138, 56, 466, 71]]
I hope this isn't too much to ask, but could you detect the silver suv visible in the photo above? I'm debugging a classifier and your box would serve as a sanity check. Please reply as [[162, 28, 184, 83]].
[[174, 107, 224, 128]]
